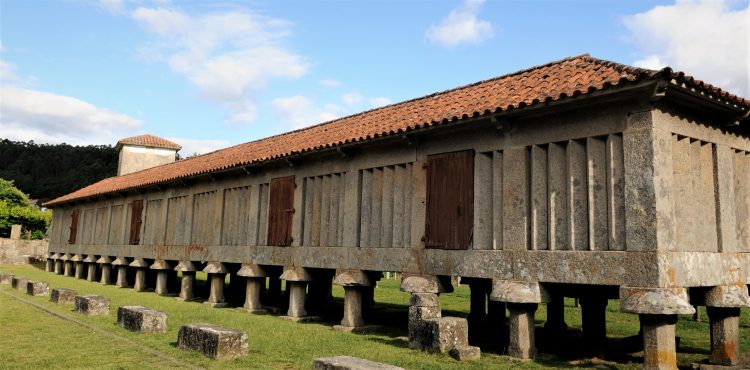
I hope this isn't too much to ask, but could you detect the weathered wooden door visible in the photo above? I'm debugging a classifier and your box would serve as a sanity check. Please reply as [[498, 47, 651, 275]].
[[267, 176, 295, 246], [129, 199, 144, 245], [425, 150, 474, 250], [68, 209, 79, 244]]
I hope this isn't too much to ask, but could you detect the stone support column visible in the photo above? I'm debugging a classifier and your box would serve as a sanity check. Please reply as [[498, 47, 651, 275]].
[[620, 286, 695, 370], [130, 258, 149, 292], [84, 255, 98, 282], [72, 255, 84, 279], [204, 262, 229, 308], [150, 260, 172, 296], [112, 257, 130, 288], [62, 254, 74, 276], [54, 254, 63, 275], [580, 296, 608, 351], [544, 294, 568, 336], [280, 267, 315, 321], [237, 264, 268, 314], [400, 275, 452, 350], [700, 284, 750, 366], [489, 280, 550, 359], [97, 256, 113, 285], [333, 270, 378, 332], [174, 261, 197, 301], [46, 255, 54, 272], [507, 303, 538, 359]]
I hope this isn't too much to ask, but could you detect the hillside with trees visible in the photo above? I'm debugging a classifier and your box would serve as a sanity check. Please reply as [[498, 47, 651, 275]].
[[0, 139, 118, 203]]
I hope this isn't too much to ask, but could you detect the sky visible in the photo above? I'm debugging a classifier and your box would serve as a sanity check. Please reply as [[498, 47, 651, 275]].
[[1, 0, 748, 156]]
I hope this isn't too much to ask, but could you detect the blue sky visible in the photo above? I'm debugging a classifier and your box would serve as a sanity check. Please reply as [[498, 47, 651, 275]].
[[1, 0, 748, 155]]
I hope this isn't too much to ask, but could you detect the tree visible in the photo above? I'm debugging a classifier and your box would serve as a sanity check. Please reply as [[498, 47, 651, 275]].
[[0, 178, 51, 239]]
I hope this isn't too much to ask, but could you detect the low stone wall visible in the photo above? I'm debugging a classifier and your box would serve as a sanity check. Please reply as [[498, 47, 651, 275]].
[[0, 238, 48, 264]]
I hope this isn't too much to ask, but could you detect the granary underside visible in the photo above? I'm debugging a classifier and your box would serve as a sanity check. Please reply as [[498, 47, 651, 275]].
[[43, 55, 750, 369]]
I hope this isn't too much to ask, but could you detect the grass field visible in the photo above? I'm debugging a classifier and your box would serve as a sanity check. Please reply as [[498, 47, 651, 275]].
[[0, 263, 747, 369]]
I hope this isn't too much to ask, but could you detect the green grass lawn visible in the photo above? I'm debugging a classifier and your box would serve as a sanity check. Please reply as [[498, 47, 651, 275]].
[[0, 264, 747, 369]]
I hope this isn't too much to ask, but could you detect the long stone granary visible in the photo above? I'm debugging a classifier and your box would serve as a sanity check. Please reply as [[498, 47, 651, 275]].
[[43, 55, 749, 368]]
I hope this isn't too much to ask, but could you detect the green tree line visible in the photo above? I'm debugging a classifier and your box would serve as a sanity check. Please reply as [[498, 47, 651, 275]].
[[0, 139, 118, 203]]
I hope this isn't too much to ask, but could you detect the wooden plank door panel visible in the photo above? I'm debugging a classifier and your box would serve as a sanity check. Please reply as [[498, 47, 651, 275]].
[[267, 176, 295, 246], [425, 150, 474, 250], [129, 199, 144, 245], [68, 209, 79, 244]]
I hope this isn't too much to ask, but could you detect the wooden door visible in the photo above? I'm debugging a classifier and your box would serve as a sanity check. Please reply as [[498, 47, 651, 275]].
[[267, 176, 295, 246], [68, 209, 79, 244], [129, 199, 144, 245], [425, 150, 474, 250]]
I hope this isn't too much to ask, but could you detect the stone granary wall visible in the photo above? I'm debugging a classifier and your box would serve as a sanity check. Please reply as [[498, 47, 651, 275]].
[[43, 55, 750, 369]]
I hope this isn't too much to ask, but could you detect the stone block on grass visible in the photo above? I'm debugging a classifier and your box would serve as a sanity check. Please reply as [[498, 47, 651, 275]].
[[50, 288, 77, 304], [12, 277, 30, 291], [449, 345, 481, 361], [0, 272, 14, 284], [177, 323, 248, 360], [26, 281, 49, 296], [117, 306, 168, 333], [74, 295, 110, 316], [422, 317, 469, 353], [312, 356, 405, 370]]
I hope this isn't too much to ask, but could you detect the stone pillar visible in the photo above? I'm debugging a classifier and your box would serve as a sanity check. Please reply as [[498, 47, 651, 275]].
[[507, 303, 538, 359], [400, 275, 453, 350], [174, 261, 197, 301], [150, 260, 172, 296], [10, 224, 22, 240], [544, 295, 568, 336], [640, 314, 677, 370], [54, 257, 63, 275], [112, 257, 130, 288], [72, 255, 85, 279], [489, 280, 550, 359], [620, 286, 695, 370], [280, 267, 315, 321], [333, 270, 377, 332], [84, 255, 98, 282], [46, 256, 54, 272], [131, 258, 149, 292], [701, 284, 750, 366], [580, 296, 608, 351], [237, 264, 268, 314], [97, 256, 113, 285], [62, 254, 74, 277], [204, 262, 229, 308]]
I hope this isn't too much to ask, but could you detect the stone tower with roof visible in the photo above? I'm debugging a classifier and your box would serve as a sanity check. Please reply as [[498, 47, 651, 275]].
[[115, 134, 182, 176]]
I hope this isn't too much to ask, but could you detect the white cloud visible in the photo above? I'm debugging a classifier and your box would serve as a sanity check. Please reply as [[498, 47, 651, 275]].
[[0, 59, 16, 81], [319, 79, 341, 87], [624, 0, 749, 96], [272, 95, 343, 129], [0, 85, 143, 145], [166, 137, 230, 156], [341, 91, 364, 106], [368, 97, 392, 108], [427, 0, 493, 47], [131, 6, 307, 124], [99, 0, 127, 15]]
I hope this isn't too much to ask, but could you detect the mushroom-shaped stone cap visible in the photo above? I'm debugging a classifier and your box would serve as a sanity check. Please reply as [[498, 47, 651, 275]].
[[237, 263, 267, 278], [112, 256, 130, 266], [400, 275, 453, 294], [174, 261, 198, 272], [150, 259, 172, 270], [280, 266, 313, 282], [96, 256, 113, 264], [83, 255, 97, 263], [129, 258, 148, 268], [50, 253, 61, 260], [71, 254, 83, 262], [619, 287, 695, 315], [60, 253, 72, 261], [333, 269, 373, 287], [203, 262, 228, 274], [490, 280, 551, 304]]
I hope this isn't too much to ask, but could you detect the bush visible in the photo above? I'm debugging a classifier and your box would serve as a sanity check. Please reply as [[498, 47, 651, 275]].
[[0, 179, 51, 239]]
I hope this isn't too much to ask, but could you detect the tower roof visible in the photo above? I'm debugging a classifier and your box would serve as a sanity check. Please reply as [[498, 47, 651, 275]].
[[116, 134, 182, 151]]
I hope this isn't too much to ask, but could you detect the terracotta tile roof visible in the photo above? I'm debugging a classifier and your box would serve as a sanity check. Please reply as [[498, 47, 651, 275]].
[[116, 134, 182, 150], [45, 54, 749, 206]]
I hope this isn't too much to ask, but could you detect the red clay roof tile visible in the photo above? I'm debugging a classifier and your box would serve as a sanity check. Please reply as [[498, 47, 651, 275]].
[[44, 54, 749, 206], [116, 134, 182, 150]]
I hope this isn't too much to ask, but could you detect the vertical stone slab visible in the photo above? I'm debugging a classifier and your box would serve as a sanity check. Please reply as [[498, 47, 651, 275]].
[[342, 168, 362, 248], [714, 145, 738, 253], [624, 111, 676, 251], [410, 159, 427, 252], [474, 152, 493, 250], [381, 166, 394, 248], [587, 137, 608, 251], [393, 165, 406, 248], [734, 150, 750, 252], [359, 169, 372, 248], [530, 145, 548, 250], [606, 134, 626, 251], [320, 175, 331, 247], [548, 142, 568, 250], [503, 147, 530, 251], [370, 168, 383, 248], [567, 139, 588, 251]]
